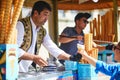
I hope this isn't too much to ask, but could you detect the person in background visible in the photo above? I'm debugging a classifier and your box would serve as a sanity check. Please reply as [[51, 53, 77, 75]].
[[58, 12, 97, 65], [78, 41, 120, 80], [16, 1, 81, 72]]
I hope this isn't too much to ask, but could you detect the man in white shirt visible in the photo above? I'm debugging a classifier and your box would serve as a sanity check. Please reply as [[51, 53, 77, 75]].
[[17, 1, 81, 72]]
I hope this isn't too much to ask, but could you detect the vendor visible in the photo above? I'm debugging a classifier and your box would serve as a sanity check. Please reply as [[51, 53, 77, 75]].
[[16, 1, 82, 72]]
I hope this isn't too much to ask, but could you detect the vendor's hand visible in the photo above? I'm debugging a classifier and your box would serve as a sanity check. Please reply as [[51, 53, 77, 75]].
[[76, 36, 83, 40], [33, 55, 48, 67]]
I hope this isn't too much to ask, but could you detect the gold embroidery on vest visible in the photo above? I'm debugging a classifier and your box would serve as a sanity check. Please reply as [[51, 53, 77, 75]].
[[19, 17, 32, 51], [19, 17, 46, 53], [36, 27, 46, 54]]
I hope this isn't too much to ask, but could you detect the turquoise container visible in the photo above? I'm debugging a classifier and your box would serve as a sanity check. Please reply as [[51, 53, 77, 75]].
[[78, 63, 98, 80], [64, 60, 78, 71]]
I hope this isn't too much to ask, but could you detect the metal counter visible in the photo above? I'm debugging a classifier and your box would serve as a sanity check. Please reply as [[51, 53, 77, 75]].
[[18, 70, 76, 80], [18, 70, 110, 80]]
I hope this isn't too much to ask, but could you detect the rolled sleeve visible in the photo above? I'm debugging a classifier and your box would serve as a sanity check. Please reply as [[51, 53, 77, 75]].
[[18, 48, 26, 58]]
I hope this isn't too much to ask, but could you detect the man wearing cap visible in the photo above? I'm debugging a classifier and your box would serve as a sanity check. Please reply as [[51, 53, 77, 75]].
[[58, 12, 92, 65]]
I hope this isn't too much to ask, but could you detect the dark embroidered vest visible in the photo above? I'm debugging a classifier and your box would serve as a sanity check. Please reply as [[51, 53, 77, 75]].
[[19, 17, 46, 54]]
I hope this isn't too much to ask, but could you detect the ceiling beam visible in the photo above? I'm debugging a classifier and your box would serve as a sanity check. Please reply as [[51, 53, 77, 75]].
[[58, 1, 120, 10]]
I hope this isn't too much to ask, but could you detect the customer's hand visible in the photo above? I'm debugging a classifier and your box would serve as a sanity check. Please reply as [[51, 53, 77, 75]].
[[77, 44, 88, 56], [33, 55, 48, 67], [78, 49, 88, 56]]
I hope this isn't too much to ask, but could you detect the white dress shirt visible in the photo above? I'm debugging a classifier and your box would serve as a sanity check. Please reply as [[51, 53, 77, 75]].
[[16, 17, 64, 72]]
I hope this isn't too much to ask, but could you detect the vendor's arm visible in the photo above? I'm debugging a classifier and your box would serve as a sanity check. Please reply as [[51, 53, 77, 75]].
[[19, 51, 47, 66], [43, 33, 71, 60], [57, 51, 71, 60]]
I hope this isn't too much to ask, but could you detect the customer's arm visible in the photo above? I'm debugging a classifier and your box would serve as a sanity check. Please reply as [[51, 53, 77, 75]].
[[78, 50, 97, 67], [43, 33, 72, 60]]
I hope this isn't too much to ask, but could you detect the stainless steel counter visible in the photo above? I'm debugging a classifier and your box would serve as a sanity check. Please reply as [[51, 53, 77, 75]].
[[18, 70, 76, 80], [18, 61, 111, 80], [18, 72, 59, 80]]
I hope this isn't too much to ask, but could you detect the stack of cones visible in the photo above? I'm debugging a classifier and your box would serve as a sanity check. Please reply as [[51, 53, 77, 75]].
[[0, 0, 25, 44], [78, 33, 98, 64], [84, 33, 93, 52]]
